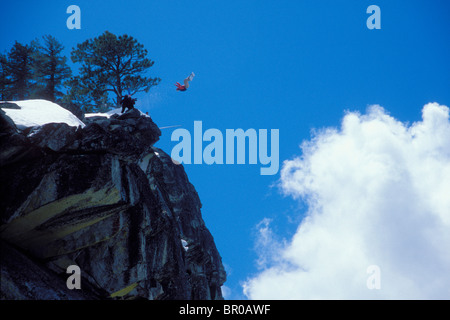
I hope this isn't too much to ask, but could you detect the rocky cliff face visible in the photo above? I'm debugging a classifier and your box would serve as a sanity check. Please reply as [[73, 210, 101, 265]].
[[0, 105, 226, 300]]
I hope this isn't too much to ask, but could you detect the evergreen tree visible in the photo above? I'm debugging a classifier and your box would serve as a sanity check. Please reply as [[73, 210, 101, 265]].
[[0, 53, 9, 100], [64, 73, 109, 113], [1, 41, 34, 100], [68, 31, 160, 110], [31, 35, 72, 102]]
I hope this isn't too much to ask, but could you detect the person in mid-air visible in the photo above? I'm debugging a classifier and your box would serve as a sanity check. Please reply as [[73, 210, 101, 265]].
[[121, 94, 135, 113], [175, 72, 195, 91]]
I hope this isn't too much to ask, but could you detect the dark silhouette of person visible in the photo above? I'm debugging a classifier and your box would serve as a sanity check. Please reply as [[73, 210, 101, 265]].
[[121, 95, 135, 113]]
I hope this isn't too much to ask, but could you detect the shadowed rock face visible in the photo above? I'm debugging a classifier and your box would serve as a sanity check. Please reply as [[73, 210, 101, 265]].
[[0, 108, 226, 300]]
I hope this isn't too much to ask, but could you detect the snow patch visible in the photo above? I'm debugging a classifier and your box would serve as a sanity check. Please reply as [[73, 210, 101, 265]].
[[1, 99, 85, 129], [85, 108, 149, 119], [181, 239, 189, 251]]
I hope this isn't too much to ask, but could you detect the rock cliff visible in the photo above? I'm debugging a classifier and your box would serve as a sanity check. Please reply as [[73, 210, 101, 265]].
[[0, 103, 226, 300]]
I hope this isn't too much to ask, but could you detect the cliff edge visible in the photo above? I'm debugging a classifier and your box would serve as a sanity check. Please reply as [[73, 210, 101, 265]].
[[0, 100, 226, 300]]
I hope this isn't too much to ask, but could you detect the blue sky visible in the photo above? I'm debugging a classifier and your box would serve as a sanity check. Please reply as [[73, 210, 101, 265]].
[[1, 1, 449, 299]]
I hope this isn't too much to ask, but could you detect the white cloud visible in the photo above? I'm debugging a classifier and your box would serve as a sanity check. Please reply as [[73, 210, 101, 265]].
[[243, 103, 450, 299]]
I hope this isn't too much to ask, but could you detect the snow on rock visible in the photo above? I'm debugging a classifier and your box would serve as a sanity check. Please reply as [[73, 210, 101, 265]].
[[84, 108, 122, 119], [181, 239, 189, 252], [1, 99, 85, 129], [85, 107, 149, 119]]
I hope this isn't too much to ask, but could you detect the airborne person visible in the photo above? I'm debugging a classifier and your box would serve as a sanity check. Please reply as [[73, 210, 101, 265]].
[[175, 72, 195, 91]]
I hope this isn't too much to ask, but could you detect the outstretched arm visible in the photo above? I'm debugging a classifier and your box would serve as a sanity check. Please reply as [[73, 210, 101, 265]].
[[175, 82, 186, 91]]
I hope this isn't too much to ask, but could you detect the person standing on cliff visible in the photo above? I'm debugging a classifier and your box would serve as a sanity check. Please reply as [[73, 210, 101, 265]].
[[121, 94, 135, 113]]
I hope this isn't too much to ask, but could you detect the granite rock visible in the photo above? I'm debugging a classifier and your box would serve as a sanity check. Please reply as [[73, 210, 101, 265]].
[[0, 108, 226, 300]]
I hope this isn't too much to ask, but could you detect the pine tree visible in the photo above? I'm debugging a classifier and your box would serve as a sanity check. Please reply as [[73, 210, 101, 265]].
[[68, 31, 160, 110], [0, 53, 9, 101], [31, 35, 72, 102], [64, 72, 109, 113], [1, 41, 34, 100]]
